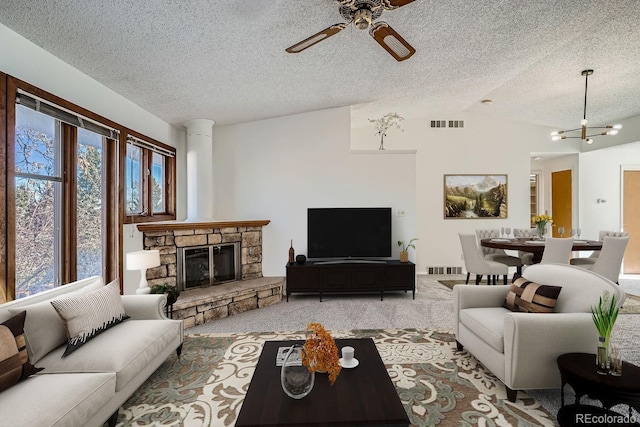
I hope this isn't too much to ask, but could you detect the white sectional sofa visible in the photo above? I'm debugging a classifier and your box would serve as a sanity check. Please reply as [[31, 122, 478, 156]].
[[0, 276, 184, 427]]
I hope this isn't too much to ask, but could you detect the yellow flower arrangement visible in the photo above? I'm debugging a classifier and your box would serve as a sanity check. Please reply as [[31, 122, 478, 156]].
[[302, 323, 341, 385], [531, 214, 553, 226]]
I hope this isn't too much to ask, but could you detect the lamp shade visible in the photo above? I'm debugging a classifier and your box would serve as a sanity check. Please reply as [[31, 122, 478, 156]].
[[126, 250, 161, 271]]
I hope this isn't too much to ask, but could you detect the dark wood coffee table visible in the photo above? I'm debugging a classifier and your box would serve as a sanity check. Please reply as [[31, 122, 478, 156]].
[[235, 337, 410, 426], [557, 353, 640, 415]]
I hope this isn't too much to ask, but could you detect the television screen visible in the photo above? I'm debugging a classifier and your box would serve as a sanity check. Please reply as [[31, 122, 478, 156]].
[[307, 208, 392, 259]]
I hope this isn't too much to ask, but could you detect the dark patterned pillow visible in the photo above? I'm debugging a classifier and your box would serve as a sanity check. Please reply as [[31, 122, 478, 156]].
[[51, 279, 129, 357], [0, 311, 43, 392], [504, 275, 562, 313]]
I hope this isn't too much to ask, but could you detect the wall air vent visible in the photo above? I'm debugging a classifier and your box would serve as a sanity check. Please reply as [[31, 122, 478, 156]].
[[430, 120, 464, 128], [427, 266, 463, 274]]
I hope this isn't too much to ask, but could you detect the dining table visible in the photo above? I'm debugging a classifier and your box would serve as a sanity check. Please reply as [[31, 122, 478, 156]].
[[480, 237, 603, 264]]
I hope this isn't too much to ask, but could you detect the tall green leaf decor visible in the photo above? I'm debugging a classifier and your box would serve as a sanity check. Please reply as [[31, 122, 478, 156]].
[[591, 291, 619, 374]]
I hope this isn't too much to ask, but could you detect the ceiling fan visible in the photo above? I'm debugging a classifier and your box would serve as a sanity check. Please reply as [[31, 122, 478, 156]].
[[285, 0, 417, 62]]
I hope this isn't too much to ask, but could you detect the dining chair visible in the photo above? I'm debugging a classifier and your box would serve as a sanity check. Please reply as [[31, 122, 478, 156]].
[[582, 236, 629, 283], [512, 228, 536, 265], [474, 229, 523, 274], [459, 233, 508, 285], [570, 230, 628, 266], [539, 237, 574, 264]]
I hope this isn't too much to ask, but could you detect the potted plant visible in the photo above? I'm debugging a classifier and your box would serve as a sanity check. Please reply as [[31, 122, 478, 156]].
[[150, 283, 180, 306], [397, 238, 417, 263], [302, 323, 341, 385], [591, 290, 619, 374]]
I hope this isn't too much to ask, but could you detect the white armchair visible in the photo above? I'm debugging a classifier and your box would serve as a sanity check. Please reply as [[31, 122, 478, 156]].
[[454, 263, 626, 402]]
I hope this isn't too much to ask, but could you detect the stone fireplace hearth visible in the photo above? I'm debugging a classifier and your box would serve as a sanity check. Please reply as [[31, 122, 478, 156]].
[[137, 220, 283, 327]]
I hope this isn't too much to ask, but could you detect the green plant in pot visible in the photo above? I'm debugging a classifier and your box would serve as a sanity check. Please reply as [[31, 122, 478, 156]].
[[397, 238, 417, 263], [591, 290, 619, 374], [150, 283, 180, 306]]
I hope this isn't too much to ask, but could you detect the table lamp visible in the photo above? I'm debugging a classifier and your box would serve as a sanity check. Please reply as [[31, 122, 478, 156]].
[[126, 250, 161, 294]]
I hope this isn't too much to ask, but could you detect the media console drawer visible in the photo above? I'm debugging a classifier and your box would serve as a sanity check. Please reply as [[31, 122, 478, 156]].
[[285, 261, 415, 302]]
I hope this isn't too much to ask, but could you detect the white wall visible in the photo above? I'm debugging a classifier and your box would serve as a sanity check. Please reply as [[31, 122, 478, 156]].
[[579, 141, 640, 240], [352, 112, 569, 272], [0, 23, 187, 294], [213, 107, 417, 277]]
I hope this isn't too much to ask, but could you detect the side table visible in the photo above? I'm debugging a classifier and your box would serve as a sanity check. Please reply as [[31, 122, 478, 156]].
[[557, 353, 640, 425]]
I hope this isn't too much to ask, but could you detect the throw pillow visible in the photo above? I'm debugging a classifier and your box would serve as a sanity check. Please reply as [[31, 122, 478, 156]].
[[51, 279, 129, 357], [504, 275, 562, 313], [9, 300, 68, 364], [0, 311, 43, 392]]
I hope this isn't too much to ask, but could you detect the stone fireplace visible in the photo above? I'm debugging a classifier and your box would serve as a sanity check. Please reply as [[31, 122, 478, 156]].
[[137, 220, 283, 327]]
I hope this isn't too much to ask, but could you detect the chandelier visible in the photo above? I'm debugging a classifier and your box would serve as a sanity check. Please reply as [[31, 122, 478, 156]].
[[551, 69, 622, 144]]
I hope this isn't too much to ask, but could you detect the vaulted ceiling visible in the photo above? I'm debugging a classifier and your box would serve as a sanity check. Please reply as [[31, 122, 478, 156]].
[[1, 0, 639, 132]]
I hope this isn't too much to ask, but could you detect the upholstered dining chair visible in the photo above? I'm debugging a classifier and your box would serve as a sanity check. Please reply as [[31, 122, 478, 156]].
[[512, 228, 536, 265], [570, 230, 628, 267], [475, 229, 523, 274], [539, 237, 574, 264], [580, 236, 629, 283], [459, 233, 508, 285]]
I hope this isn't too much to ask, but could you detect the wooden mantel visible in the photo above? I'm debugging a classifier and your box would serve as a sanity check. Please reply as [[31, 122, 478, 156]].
[[136, 219, 270, 232]]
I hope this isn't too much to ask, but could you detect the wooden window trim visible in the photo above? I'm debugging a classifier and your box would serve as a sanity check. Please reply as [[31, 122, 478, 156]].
[[0, 72, 7, 303], [123, 129, 176, 224]]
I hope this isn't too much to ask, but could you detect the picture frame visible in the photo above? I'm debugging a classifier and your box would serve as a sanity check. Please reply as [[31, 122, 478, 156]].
[[444, 174, 507, 219]]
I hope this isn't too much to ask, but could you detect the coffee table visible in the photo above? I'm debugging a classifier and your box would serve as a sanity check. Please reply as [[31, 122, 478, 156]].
[[557, 353, 640, 416], [235, 337, 410, 426]]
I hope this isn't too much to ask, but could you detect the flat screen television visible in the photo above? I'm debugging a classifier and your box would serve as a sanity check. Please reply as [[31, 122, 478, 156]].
[[307, 207, 392, 259]]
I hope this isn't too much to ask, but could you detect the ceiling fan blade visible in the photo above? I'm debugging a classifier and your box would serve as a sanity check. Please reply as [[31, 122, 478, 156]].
[[369, 22, 416, 61], [381, 0, 416, 10], [285, 23, 348, 53]]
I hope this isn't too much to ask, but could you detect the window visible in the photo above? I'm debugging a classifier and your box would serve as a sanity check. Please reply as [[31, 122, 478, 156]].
[[124, 134, 175, 223]]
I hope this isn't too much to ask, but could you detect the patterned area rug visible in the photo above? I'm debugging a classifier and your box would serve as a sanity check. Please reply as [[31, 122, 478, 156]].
[[437, 280, 640, 314], [116, 329, 556, 426]]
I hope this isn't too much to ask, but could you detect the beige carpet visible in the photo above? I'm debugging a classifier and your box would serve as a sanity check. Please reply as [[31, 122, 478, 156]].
[[116, 329, 556, 426], [437, 279, 640, 314]]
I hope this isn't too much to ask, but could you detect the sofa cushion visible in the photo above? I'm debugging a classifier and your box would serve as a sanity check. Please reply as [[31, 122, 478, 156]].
[[0, 312, 43, 392], [0, 372, 115, 427], [504, 276, 562, 313], [9, 300, 68, 364], [50, 280, 129, 357], [37, 319, 180, 391], [459, 307, 510, 353]]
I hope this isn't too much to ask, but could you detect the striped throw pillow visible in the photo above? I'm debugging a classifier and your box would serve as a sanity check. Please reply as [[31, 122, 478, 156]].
[[51, 279, 129, 357], [504, 275, 562, 313]]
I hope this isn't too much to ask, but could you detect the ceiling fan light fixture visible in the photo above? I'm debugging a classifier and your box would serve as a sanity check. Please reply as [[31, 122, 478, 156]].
[[551, 69, 622, 144], [353, 8, 373, 29], [384, 35, 410, 57]]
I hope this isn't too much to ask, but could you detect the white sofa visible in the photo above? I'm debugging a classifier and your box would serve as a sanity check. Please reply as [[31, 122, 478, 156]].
[[0, 276, 184, 427], [454, 263, 625, 402]]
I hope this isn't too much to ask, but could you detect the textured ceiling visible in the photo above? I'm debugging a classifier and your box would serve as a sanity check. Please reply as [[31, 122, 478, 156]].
[[1, 0, 639, 131]]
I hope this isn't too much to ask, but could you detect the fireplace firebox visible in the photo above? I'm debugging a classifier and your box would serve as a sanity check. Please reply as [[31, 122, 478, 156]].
[[177, 243, 241, 290]]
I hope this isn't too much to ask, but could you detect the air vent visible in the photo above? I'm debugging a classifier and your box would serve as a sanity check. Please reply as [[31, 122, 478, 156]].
[[427, 266, 463, 274], [430, 120, 464, 128]]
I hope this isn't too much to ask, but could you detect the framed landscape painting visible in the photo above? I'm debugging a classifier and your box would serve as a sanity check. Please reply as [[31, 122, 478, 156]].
[[444, 174, 508, 219]]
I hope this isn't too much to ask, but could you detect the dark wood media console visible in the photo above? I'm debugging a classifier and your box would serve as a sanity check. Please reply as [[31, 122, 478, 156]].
[[285, 260, 415, 301]]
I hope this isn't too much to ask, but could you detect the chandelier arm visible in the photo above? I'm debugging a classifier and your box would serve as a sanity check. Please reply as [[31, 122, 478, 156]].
[[583, 71, 589, 120]]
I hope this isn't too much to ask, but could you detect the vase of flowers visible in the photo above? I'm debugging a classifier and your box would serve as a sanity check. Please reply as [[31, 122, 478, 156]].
[[302, 323, 341, 385], [368, 112, 404, 150], [532, 214, 553, 239], [591, 291, 619, 375]]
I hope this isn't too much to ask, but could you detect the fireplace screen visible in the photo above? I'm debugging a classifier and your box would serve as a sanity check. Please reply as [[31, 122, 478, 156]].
[[178, 243, 241, 290]]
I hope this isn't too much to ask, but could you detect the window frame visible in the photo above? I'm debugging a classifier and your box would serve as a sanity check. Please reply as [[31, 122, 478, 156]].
[[123, 129, 176, 224]]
